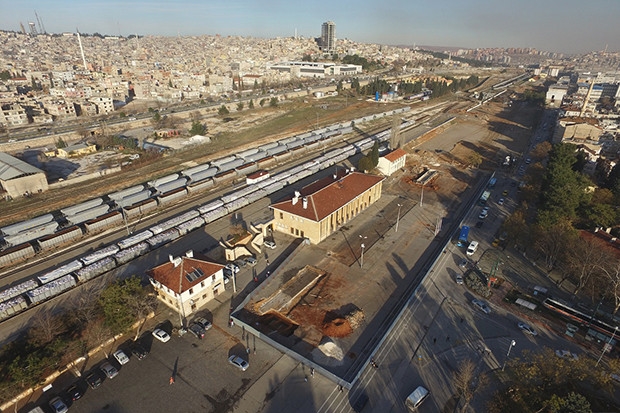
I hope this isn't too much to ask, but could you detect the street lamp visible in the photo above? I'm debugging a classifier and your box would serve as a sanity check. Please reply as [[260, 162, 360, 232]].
[[596, 326, 618, 367], [502, 340, 516, 371], [359, 235, 367, 268], [395, 204, 402, 233], [420, 184, 424, 207]]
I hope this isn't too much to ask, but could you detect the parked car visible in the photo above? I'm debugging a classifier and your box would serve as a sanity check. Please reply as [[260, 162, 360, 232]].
[[478, 207, 489, 219], [264, 240, 276, 249], [455, 274, 464, 285], [517, 322, 538, 336], [152, 328, 171, 343], [86, 371, 103, 389], [244, 256, 257, 266], [100, 362, 119, 379], [113, 349, 130, 365], [225, 263, 239, 274], [503, 189, 509, 195], [188, 322, 205, 339], [498, 198, 504, 205], [194, 317, 212, 331], [466, 241, 479, 256], [228, 355, 249, 371], [48, 396, 69, 413], [234, 258, 247, 268], [66, 383, 83, 401], [458, 259, 468, 269], [131, 342, 149, 360], [555, 349, 579, 360], [472, 299, 491, 314]]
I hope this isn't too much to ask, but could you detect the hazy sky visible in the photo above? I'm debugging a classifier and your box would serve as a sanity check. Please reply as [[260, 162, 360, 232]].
[[2, 0, 619, 54]]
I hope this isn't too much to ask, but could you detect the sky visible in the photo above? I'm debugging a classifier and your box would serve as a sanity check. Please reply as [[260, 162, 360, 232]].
[[1, 0, 619, 54]]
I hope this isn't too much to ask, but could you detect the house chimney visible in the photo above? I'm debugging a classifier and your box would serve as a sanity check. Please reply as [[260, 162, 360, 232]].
[[302, 197, 308, 209], [333, 174, 337, 180], [292, 195, 298, 205], [185, 250, 194, 258]]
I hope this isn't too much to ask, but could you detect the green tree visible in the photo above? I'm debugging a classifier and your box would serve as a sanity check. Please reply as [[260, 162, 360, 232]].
[[259, 98, 267, 107], [358, 155, 373, 172], [188, 120, 206, 136], [218, 105, 229, 115], [269, 97, 278, 107], [547, 392, 592, 413], [56, 138, 67, 148], [99, 276, 152, 335], [468, 152, 483, 168], [168, 79, 173, 88], [236, 102, 244, 111], [0, 70, 11, 81], [248, 99, 254, 109], [370, 142, 380, 167]]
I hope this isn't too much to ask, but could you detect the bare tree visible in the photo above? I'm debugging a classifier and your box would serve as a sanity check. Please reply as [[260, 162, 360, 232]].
[[564, 236, 606, 295], [126, 292, 158, 340], [534, 221, 576, 273], [66, 281, 104, 330], [453, 359, 477, 412], [29, 309, 66, 345], [84, 318, 112, 356], [598, 259, 620, 315], [389, 115, 401, 149]]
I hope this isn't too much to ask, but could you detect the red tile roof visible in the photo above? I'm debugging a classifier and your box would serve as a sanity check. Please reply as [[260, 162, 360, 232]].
[[270, 171, 384, 222], [147, 255, 224, 293], [384, 148, 407, 162]]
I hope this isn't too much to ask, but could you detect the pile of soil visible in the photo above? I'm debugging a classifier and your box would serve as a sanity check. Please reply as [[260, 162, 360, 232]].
[[322, 316, 353, 338]]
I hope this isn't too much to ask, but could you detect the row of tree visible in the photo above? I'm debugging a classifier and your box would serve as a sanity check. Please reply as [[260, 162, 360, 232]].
[[0, 277, 155, 400]]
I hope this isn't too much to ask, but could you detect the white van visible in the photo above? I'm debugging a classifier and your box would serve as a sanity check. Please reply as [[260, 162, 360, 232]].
[[405, 386, 430, 410], [466, 241, 479, 256]]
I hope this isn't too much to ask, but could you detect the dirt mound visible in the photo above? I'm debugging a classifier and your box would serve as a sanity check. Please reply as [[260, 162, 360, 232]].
[[322, 316, 353, 338]]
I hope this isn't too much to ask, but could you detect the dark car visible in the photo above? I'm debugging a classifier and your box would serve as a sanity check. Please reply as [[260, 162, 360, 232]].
[[66, 383, 83, 401], [86, 371, 103, 389], [352, 392, 369, 412], [188, 322, 205, 339], [131, 342, 149, 360]]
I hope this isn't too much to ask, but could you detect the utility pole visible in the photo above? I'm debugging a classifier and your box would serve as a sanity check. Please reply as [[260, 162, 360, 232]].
[[395, 204, 402, 233]]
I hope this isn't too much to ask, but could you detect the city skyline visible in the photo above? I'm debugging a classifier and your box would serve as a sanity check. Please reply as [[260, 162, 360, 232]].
[[1, 0, 619, 55]]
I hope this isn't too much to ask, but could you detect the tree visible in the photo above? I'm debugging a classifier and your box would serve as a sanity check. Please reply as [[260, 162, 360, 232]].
[[236, 102, 244, 111], [29, 310, 66, 346], [358, 155, 373, 172], [389, 116, 401, 149], [259, 98, 267, 107], [547, 392, 592, 413], [503, 210, 530, 248], [597, 258, 620, 314], [188, 120, 206, 136], [563, 235, 606, 295], [370, 142, 379, 167], [468, 152, 483, 168], [533, 219, 577, 271], [269, 97, 278, 107], [248, 99, 254, 109], [56, 138, 67, 148], [453, 359, 477, 412], [218, 105, 229, 115], [99, 276, 153, 335], [83, 318, 112, 356]]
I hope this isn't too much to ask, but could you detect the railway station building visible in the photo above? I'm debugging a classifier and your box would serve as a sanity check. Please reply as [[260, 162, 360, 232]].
[[269, 170, 384, 244], [147, 251, 226, 320], [377, 148, 407, 176]]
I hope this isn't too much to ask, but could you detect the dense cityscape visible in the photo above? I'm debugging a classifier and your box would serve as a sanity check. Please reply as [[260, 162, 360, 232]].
[[1, 11, 620, 413]]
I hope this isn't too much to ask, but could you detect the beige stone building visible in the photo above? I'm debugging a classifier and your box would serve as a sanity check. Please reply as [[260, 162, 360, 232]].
[[377, 148, 407, 176], [0, 152, 48, 198], [270, 171, 384, 244], [57, 142, 97, 158], [147, 251, 226, 320]]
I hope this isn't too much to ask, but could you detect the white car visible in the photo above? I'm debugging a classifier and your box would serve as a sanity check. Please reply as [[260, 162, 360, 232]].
[[228, 355, 249, 371], [264, 240, 276, 249], [472, 299, 491, 314], [478, 207, 489, 219], [100, 361, 119, 379], [152, 328, 171, 343], [113, 349, 130, 365], [466, 241, 479, 256], [498, 198, 504, 205], [244, 256, 257, 266], [225, 263, 239, 274], [517, 322, 538, 336]]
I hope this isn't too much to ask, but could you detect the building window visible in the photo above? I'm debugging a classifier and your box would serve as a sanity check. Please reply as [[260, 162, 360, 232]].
[[280, 212, 284, 219], [212, 275, 216, 282], [291, 227, 295, 235], [201, 281, 205, 288], [189, 288, 194, 295], [202, 294, 207, 299]]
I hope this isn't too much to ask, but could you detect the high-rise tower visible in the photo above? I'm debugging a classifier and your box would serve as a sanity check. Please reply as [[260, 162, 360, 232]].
[[321, 21, 336, 53]]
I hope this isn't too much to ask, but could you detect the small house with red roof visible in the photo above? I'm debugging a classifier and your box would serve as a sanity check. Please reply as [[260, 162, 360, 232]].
[[269, 170, 384, 244], [377, 148, 407, 176], [147, 250, 225, 318]]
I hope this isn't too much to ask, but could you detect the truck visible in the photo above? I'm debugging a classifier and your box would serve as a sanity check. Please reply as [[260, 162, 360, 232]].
[[488, 177, 497, 188], [457, 226, 470, 247], [479, 190, 491, 205]]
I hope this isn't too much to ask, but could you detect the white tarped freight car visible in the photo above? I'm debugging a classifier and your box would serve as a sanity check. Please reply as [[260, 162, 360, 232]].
[[146, 228, 180, 249], [188, 168, 218, 182], [197, 199, 224, 215], [150, 210, 199, 235], [115, 189, 152, 208], [202, 206, 227, 223], [211, 155, 236, 167], [81, 245, 121, 266], [75, 257, 116, 282], [66, 204, 111, 225], [37, 260, 83, 284], [0, 296, 29, 320], [27, 274, 76, 304], [217, 158, 245, 173], [176, 217, 205, 235], [148, 173, 180, 188], [117, 230, 154, 249], [114, 242, 150, 264], [0, 279, 38, 302], [182, 163, 214, 178], [155, 178, 188, 195]]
